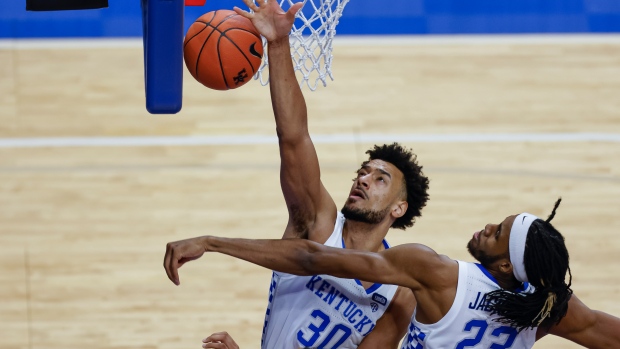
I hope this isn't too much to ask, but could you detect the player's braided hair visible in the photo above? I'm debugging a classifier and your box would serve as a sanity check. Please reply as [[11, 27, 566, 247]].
[[366, 143, 429, 229], [486, 198, 573, 332]]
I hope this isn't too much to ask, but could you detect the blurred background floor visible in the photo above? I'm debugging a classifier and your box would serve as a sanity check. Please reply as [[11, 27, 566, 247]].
[[1, 37, 620, 349]]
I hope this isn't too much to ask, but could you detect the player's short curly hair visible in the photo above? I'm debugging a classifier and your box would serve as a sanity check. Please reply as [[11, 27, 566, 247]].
[[366, 143, 430, 229]]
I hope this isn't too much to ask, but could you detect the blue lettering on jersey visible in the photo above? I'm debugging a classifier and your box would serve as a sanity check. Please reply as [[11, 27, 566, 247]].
[[347, 308, 363, 324], [335, 294, 350, 310], [306, 275, 324, 290], [468, 292, 492, 312], [354, 315, 375, 335], [323, 286, 341, 305], [304, 275, 378, 335], [343, 302, 358, 317], [315, 280, 332, 298]]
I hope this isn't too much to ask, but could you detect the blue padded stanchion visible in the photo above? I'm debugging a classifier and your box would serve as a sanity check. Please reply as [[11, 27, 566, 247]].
[[141, 0, 184, 114]]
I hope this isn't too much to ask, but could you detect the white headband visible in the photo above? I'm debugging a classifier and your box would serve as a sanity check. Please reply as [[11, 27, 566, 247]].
[[509, 213, 539, 283]]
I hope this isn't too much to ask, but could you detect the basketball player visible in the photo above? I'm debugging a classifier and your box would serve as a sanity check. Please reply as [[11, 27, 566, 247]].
[[165, 199, 620, 349], [181, 0, 428, 347]]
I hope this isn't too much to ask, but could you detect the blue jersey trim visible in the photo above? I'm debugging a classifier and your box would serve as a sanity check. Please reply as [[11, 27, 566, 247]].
[[343, 237, 390, 295], [475, 263, 529, 293]]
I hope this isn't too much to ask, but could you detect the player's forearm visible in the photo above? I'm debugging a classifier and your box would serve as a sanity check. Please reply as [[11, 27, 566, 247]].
[[203, 236, 384, 283], [267, 38, 308, 142], [583, 311, 620, 348], [552, 307, 620, 349], [204, 236, 320, 276]]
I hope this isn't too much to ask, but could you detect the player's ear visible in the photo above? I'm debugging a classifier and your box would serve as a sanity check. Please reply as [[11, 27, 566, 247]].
[[391, 201, 408, 219], [499, 260, 513, 275]]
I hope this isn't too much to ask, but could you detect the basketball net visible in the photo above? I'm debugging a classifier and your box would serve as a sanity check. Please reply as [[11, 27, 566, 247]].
[[254, 0, 350, 90]]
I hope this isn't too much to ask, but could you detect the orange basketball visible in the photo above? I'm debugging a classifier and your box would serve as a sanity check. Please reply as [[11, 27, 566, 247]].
[[184, 10, 263, 91]]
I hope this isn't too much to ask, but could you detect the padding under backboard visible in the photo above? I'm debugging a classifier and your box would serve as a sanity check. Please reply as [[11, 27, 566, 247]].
[[141, 0, 184, 114]]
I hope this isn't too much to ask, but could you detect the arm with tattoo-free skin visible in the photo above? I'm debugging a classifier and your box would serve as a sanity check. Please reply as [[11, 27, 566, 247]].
[[357, 287, 416, 349], [163, 235, 457, 326], [234, 0, 337, 241], [536, 294, 620, 348]]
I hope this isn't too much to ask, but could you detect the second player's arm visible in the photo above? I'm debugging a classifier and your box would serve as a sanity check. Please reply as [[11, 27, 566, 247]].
[[198, 236, 446, 292], [538, 294, 620, 348]]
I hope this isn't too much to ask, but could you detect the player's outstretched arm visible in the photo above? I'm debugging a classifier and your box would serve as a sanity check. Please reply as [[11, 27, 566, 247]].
[[540, 294, 620, 348], [164, 235, 450, 291], [234, 0, 337, 241]]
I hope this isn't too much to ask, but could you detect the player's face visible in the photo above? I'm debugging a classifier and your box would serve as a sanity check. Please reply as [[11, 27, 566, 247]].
[[467, 214, 517, 267], [341, 160, 406, 224]]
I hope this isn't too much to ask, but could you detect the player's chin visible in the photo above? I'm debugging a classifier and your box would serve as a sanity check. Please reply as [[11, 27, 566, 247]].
[[466, 238, 476, 252], [344, 198, 363, 208]]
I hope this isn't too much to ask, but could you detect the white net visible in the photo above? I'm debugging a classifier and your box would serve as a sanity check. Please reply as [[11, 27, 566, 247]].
[[254, 0, 350, 90]]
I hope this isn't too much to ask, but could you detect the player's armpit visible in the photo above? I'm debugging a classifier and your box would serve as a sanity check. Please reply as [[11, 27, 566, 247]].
[[279, 138, 337, 242]]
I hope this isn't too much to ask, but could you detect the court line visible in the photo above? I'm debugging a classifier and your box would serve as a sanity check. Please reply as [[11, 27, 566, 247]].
[[2, 34, 620, 50], [0, 163, 618, 183], [1, 133, 620, 148]]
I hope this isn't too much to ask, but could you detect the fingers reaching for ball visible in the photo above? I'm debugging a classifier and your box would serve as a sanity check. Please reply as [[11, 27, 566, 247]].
[[233, 6, 253, 19], [233, 0, 304, 43]]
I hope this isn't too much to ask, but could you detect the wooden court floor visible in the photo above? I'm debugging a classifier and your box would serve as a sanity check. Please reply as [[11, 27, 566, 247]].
[[1, 37, 620, 349]]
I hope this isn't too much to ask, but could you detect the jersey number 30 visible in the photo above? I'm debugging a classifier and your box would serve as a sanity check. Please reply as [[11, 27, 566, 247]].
[[297, 309, 353, 349], [455, 319, 518, 349]]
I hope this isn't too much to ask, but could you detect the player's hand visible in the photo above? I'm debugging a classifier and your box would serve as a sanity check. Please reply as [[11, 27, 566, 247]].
[[163, 236, 207, 285], [233, 0, 304, 43], [202, 331, 240, 349]]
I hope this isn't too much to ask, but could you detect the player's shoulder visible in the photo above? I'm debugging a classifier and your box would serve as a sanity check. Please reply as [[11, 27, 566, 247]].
[[389, 242, 452, 265]]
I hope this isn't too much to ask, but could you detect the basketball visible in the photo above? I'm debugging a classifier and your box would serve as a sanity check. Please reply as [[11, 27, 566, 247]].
[[184, 10, 264, 91]]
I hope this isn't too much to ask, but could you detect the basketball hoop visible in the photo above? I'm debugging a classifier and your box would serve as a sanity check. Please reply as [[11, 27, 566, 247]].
[[254, 0, 350, 90]]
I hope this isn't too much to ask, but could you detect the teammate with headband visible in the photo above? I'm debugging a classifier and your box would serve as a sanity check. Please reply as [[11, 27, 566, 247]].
[[165, 198, 620, 348]]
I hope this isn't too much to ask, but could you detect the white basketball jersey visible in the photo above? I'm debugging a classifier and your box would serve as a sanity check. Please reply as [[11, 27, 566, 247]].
[[401, 261, 536, 349], [261, 212, 399, 349]]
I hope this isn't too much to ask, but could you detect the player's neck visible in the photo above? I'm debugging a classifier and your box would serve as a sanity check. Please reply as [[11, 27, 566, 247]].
[[485, 266, 522, 290], [342, 220, 390, 252]]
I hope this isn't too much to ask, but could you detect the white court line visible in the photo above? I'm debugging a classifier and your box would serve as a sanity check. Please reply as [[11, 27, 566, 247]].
[[2, 34, 620, 50], [1, 133, 620, 148]]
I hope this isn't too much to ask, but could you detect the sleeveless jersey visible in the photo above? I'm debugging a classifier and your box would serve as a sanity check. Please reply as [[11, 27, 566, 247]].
[[261, 212, 399, 349], [401, 260, 536, 349]]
